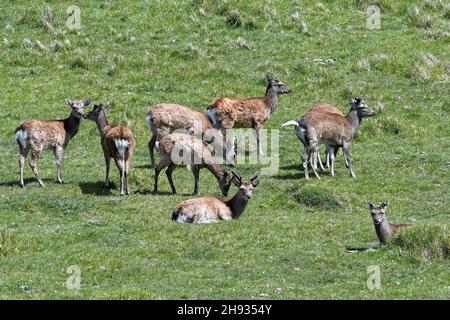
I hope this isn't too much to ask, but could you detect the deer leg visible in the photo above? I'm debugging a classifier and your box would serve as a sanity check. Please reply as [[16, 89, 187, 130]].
[[124, 160, 129, 195], [192, 165, 200, 195], [54, 146, 64, 184], [153, 160, 169, 194], [18, 147, 29, 188], [117, 158, 125, 196], [317, 148, 326, 172], [165, 162, 177, 195], [148, 135, 156, 169], [29, 147, 44, 187], [301, 148, 310, 179], [104, 154, 111, 188], [343, 144, 356, 178], [329, 146, 335, 176]]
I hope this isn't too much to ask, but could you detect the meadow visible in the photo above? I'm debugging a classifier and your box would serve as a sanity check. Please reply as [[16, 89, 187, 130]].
[[0, 0, 448, 299]]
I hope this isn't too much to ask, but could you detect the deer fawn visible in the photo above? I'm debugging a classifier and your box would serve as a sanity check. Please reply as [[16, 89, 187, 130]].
[[172, 171, 260, 224], [369, 201, 414, 244], [206, 76, 291, 155], [84, 103, 136, 196], [15, 98, 90, 187], [153, 133, 233, 196]]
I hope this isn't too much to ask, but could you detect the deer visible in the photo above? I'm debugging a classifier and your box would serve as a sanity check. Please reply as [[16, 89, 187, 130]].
[[369, 201, 414, 244], [172, 171, 260, 224], [153, 132, 233, 196], [84, 103, 136, 196], [146, 103, 234, 169], [282, 98, 374, 179], [206, 76, 291, 155], [15, 98, 90, 188], [301, 103, 347, 172]]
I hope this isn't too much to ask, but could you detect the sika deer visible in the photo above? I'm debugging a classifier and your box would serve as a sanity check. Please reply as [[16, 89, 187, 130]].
[[206, 76, 291, 155], [283, 98, 374, 179], [172, 171, 260, 224], [146, 103, 233, 168], [84, 103, 136, 195], [154, 133, 233, 196], [369, 201, 414, 244], [15, 98, 90, 187]]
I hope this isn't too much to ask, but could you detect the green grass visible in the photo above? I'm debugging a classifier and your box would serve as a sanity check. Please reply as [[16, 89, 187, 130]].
[[0, 0, 449, 299]]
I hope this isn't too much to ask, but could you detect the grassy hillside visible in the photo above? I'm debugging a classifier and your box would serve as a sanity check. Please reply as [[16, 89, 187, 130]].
[[0, 0, 448, 299]]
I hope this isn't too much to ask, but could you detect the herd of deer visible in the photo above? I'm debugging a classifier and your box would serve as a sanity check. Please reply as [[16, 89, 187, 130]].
[[14, 76, 412, 243]]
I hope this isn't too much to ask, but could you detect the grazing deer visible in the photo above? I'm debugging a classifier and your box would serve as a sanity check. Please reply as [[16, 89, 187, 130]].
[[146, 103, 233, 168], [84, 103, 136, 195], [206, 76, 291, 155], [282, 98, 374, 179], [369, 201, 414, 244], [172, 171, 260, 224], [153, 133, 233, 196], [15, 98, 90, 187]]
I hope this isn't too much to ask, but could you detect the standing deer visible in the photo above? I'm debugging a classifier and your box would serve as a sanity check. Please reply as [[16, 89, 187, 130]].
[[15, 98, 90, 187], [282, 98, 374, 179], [84, 103, 136, 196], [154, 133, 233, 196], [146, 103, 233, 168], [206, 76, 291, 155], [172, 171, 260, 224], [369, 201, 414, 244]]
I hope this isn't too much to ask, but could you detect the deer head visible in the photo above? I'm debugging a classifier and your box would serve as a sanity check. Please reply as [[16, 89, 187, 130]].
[[83, 103, 113, 121], [369, 201, 388, 225], [349, 97, 374, 118], [231, 171, 260, 200], [65, 98, 91, 118], [266, 75, 291, 94]]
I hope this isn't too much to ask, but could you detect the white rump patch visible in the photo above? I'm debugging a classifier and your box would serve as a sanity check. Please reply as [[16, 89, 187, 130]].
[[155, 141, 160, 152], [296, 127, 307, 146], [206, 109, 217, 128], [114, 139, 129, 159], [145, 115, 152, 130], [16, 130, 28, 149]]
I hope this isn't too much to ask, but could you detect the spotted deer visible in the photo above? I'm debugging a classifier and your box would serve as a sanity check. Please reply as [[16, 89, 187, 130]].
[[369, 202, 414, 244], [206, 76, 291, 155], [84, 103, 136, 195], [172, 171, 260, 224], [153, 133, 233, 196], [15, 98, 90, 187]]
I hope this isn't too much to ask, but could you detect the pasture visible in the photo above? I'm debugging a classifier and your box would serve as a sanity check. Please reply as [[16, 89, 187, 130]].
[[0, 0, 448, 299]]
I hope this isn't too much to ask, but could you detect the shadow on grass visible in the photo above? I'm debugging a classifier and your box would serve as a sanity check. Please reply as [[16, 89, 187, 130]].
[[274, 172, 303, 180], [78, 181, 114, 196], [0, 178, 54, 188]]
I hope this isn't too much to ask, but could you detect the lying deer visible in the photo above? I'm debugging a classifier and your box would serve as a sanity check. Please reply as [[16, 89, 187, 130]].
[[369, 201, 414, 244], [172, 171, 260, 224], [84, 103, 136, 195], [206, 76, 291, 155], [15, 98, 90, 187], [283, 98, 374, 179], [146, 103, 233, 168], [154, 133, 233, 196]]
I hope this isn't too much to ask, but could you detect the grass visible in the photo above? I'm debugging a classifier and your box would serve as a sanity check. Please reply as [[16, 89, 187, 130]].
[[0, 0, 449, 299]]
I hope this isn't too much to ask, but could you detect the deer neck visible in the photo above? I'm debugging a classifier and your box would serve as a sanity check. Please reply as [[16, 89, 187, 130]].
[[205, 162, 226, 182], [345, 109, 361, 137], [95, 111, 110, 136], [64, 110, 82, 140], [374, 218, 392, 244], [265, 87, 279, 114], [226, 191, 248, 219]]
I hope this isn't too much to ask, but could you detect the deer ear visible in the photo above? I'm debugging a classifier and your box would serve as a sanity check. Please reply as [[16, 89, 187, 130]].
[[83, 98, 92, 107], [266, 75, 273, 83], [250, 172, 260, 187], [368, 202, 374, 209], [381, 201, 389, 208], [231, 171, 242, 186], [65, 99, 74, 107]]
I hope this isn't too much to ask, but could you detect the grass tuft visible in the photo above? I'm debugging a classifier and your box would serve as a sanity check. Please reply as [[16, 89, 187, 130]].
[[294, 187, 342, 210]]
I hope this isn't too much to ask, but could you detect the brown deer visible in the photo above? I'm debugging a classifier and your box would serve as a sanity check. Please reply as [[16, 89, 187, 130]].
[[282, 98, 374, 179], [84, 103, 136, 195], [369, 201, 414, 244], [146, 103, 233, 168], [15, 98, 90, 188], [206, 76, 291, 155], [153, 133, 233, 196], [172, 171, 260, 224]]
